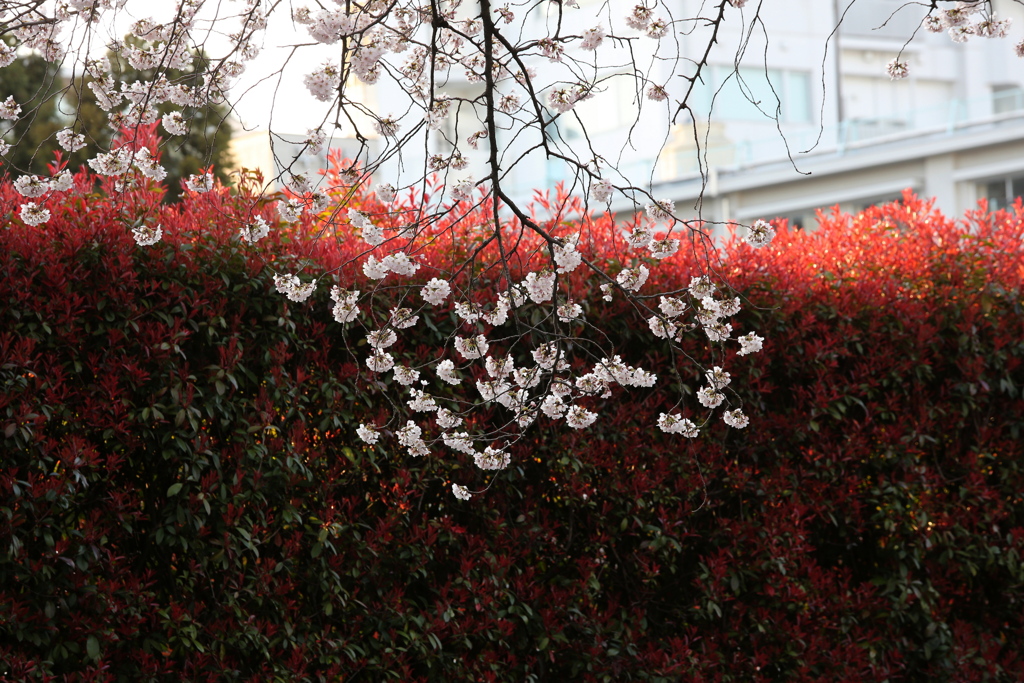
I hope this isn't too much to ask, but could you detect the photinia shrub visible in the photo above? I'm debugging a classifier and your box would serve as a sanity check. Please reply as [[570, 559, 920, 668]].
[[1, 173, 1023, 681]]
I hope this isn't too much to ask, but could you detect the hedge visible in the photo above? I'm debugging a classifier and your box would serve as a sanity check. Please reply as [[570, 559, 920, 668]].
[[2, 169, 1023, 682]]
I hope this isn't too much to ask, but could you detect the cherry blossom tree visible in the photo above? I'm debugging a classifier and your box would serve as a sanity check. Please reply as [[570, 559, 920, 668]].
[[0, 0, 1018, 499]]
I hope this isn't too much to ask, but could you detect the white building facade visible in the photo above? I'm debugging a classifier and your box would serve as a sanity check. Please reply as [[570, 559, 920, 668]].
[[633, 0, 1024, 229]]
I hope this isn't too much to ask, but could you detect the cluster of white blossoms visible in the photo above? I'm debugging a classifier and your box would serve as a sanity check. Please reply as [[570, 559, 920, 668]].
[[132, 224, 164, 247], [581, 26, 606, 51], [19, 203, 50, 227], [454, 334, 490, 360], [475, 446, 511, 471], [348, 209, 383, 246], [367, 327, 398, 350], [10, 170, 76, 226], [303, 62, 343, 102], [376, 183, 397, 203], [523, 271, 557, 303], [407, 388, 437, 412], [646, 199, 675, 223], [923, 3, 1013, 43], [738, 331, 764, 356], [304, 129, 326, 154], [184, 172, 214, 193], [436, 359, 461, 385], [273, 273, 317, 303], [361, 253, 409, 280], [657, 413, 700, 437], [421, 278, 452, 306], [330, 286, 361, 323], [592, 179, 614, 204], [133, 149, 168, 182], [889, 2, 1020, 79], [1, 96, 21, 120], [547, 84, 594, 113], [277, 199, 304, 224], [289, 172, 314, 195], [88, 148, 132, 177], [722, 409, 750, 429], [393, 365, 420, 386], [14, 175, 51, 198], [162, 111, 188, 136], [649, 237, 680, 260], [616, 265, 650, 292], [396, 420, 429, 457], [349, 242, 771, 494], [0, 43, 15, 68], [557, 301, 583, 322], [886, 59, 909, 81], [356, 423, 380, 445], [50, 171, 73, 193], [56, 129, 86, 152], [450, 178, 476, 203], [239, 217, 271, 244], [366, 349, 395, 373], [745, 219, 776, 249]]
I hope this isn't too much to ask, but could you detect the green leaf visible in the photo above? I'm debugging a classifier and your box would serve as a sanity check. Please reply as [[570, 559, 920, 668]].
[[86, 635, 100, 660], [167, 483, 183, 497]]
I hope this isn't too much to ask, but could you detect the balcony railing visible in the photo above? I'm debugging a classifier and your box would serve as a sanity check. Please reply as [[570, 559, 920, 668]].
[[660, 91, 1024, 180]]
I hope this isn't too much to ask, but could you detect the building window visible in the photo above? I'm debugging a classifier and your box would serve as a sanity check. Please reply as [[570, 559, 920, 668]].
[[992, 85, 1024, 115], [691, 66, 812, 124], [981, 175, 1024, 211], [780, 213, 805, 230], [857, 195, 904, 212]]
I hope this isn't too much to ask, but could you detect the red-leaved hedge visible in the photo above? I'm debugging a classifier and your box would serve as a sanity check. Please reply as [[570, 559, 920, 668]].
[[2, 169, 1023, 682]]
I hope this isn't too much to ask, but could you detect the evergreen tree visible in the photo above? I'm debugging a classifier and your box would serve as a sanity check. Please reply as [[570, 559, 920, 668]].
[[101, 38, 234, 201], [0, 38, 233, 201], [0, 39, 67, 175]]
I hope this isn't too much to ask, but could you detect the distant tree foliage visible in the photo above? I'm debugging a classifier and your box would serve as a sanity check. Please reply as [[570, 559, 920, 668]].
[[0, 38, 67, 175], [0, 38, 232, 201]]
